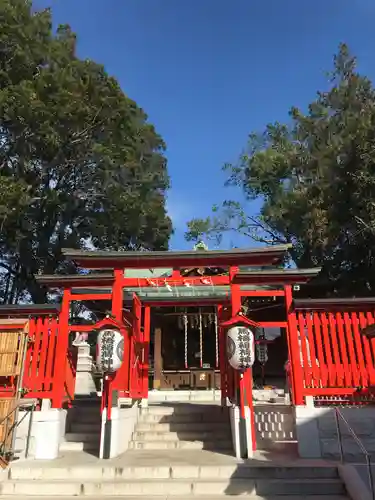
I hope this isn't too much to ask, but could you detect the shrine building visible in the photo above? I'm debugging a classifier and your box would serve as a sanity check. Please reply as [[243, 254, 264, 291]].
[[0, 244, 375, 464]]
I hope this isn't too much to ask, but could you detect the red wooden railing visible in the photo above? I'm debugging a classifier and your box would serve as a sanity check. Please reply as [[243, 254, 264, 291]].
[[16, 317, 77, 404], [64, 347, 77, 405], [288, 309, 375, 404]]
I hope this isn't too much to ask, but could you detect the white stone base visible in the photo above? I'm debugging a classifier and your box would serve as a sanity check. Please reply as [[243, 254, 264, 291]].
[[229, 404, 254, 459], [99, 401, 140, 459], [15, 406, 67, 460]]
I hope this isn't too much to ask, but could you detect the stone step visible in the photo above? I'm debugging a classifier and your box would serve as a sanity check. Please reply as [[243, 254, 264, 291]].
[[0, 478, 346, 496], [133, 431, 231, 441], [8, 464, 340, 481], [70, 406, 101, 416], [129, 440, 233, 451], [70, 422, 101, 433], [64, 432, 99, 444], [142, 405, 228, 416], [0, 496, 350, 500], [59, 441, 98, 453], [136, 422, 229, 432], [140, 413, 228, 423]]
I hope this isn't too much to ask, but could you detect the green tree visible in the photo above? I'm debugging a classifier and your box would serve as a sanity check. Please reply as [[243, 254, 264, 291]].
[[186, 44, 375, 296], [0, 0, 172, 303]]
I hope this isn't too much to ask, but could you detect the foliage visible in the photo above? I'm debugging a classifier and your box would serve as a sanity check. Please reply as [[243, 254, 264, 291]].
[[0, 0, 172, 303], [186, 44, 375, 296]]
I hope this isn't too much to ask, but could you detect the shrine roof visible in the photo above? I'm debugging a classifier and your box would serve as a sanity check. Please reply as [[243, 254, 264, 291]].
[[232, 268, 321, 285], [35, 273, 114, 288], [61, 244, 291, 269], [294, 296, 375, 312], [0, 303, 60, 317]]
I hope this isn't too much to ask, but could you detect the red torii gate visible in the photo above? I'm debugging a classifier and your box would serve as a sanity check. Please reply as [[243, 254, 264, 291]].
[[36, 245, 320, 452]]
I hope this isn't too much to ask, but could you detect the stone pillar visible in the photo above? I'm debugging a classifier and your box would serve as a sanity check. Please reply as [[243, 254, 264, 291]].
[[74, 342, 97, 396]]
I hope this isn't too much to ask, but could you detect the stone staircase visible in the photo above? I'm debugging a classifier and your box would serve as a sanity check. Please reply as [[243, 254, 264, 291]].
[[0, 401, 350, 498], [130, 403, 233, 452], [60, 397, 101, 454], [0, 460, 349, 498]]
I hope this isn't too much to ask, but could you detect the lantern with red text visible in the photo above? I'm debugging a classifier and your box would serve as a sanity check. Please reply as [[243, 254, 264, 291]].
[[227, 326, 255, 371], [96, 328, 124, 373]]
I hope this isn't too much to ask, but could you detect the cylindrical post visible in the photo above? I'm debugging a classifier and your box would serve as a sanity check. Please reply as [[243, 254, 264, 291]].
[[52, 289, 71, 408], [284, 285, 305, 406]]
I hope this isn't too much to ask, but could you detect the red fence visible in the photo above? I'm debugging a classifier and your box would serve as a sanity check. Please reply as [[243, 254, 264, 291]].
[[288, 308, 375, 404], [20, 317, 76, 404]]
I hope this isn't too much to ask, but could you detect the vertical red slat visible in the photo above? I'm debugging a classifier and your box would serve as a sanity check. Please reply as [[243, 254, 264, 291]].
[[366, 312, 375, 368], [38, 317, 50, 391], [285, 286, 304, 405], [358, 312, 375, 385], [22, 319, 35, 390], [343, 312, 360, 387], [320, 313, 335, 387], [45, 318, 58, 391], [328, 313, 344, 386], [336, 312, 352, 387], [30, 317, 43, 391], [52, 289, 71, 408], [142, 305, 151, 399], [313, 312, 328, 386], [351, 312, 368, 387], [217, 305, 227, 405], [297, 313, 312, 387], [304, 313, 320, 384]]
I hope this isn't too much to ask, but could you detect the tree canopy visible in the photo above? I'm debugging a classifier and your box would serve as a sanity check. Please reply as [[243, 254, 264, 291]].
[[0, 0, 172, 304], [186, 44, 375, 297]]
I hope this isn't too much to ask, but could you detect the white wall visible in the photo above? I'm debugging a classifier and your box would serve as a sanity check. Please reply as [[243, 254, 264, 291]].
[[14, 407, 67, 460], [295, 405, 375, 460]]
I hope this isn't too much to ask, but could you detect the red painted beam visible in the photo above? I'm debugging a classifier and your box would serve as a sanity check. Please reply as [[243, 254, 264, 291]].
[[258, 321, 288, 328], [121, 275, 230, 287]]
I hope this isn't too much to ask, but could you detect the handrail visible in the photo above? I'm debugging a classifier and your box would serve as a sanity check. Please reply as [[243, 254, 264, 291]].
[[0, 399, 37, 463], [334, 407, 375, 500]]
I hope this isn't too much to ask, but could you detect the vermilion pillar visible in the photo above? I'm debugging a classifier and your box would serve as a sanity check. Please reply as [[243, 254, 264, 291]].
[[229, 266, 256, 453], [52, 288, 71, 408], [142, 305, 151, 398], [284, 285, 304, 405]]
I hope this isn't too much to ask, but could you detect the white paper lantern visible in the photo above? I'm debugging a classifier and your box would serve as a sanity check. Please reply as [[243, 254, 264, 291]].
[[227, 326, 255, 371], [96, 328, 124, 373]]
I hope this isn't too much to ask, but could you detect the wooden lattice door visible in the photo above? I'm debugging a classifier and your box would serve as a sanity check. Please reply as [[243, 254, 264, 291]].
[[0, 319, 29, 464]]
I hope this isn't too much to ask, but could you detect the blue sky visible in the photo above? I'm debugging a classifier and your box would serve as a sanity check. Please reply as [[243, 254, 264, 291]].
[[34, 0, 375, 250]]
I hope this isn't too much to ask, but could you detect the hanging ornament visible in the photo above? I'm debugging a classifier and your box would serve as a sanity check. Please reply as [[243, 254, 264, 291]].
[[227, 326, 255, 371], [164, 280, 172, 292], [96, 329, 123, 373], [183, 309, 188, 369], [256, 343, 269, 365], [178, 314, 183, 330], [214, 310, 219, 368], [199, 307, 203, 368]]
